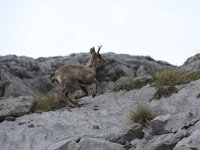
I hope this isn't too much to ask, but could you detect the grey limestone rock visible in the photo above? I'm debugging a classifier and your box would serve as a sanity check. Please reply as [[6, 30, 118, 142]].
[[0, 52, 171, 97], [1, 53, 200, 149], [74, 138, 124, 150], [174, 129, 200, 150], [182, 53, 200, 71], [0, 96, 35, 122], [106, 124, 144, 145], [149, 114, 172, 135], [143, 130, 187, 150]]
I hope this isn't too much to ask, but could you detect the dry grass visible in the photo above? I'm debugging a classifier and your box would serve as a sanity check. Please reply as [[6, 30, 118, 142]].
[[113, 76, 152, 91], [32, 92, 65, 112], [128, 103, 157, 127], [150, 68, 200, 87]]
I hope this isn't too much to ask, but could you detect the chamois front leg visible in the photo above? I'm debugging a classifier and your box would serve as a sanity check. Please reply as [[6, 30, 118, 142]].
[[58, 86, 71, 106], [92, 79, 99, 98], [74, 86, 89, 100], [58, 87, 70, 105], [76, 79, 99, 99]]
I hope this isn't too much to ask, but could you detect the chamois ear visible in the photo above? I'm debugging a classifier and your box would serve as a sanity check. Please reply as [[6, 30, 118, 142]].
[[90, 47, 96, 54]]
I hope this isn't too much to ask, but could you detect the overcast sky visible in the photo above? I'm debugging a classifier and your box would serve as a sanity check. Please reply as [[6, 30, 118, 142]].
[[0, 0, 200, 65]]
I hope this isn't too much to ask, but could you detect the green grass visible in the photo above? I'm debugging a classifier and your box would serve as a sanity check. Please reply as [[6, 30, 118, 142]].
[[128, 103, 157, 127], [150, 68, 200, 87], [32, 92, 65, 112], [113, 76, 152, 91]]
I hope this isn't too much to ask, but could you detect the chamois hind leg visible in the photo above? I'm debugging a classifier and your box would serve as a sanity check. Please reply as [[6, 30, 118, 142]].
[[58, 87, 72, 106], [62, 86, 81, 107]]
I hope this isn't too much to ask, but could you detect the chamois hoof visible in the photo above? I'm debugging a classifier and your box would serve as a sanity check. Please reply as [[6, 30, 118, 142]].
[[92, 93, 96, 98], [69, 104, 76, 108], [69, 99, 83, 108], [69, 102, 82, 108], [76, 103, 83, 107], [59, 100, 66, 105], [75, 94, 88, 100]]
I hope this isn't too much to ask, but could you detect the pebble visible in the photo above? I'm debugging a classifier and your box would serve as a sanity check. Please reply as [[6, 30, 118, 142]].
[[93, 125, 100, 129]]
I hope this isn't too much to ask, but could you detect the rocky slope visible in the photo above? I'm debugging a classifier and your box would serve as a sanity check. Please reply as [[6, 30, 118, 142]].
[[0, 53, 200, 150], [0, 53, 171, 97], [182, 53, 200, 71]]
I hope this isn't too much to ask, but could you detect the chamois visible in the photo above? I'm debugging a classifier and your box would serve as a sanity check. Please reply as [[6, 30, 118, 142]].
[[51, 45, 105, 106]]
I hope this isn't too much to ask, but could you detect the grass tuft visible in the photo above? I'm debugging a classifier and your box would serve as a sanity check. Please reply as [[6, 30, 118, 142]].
[[32, 92, 65, 112], [149, 68, 200, 87], [113, 76, 152, 91], [128, 103, 157, 127]]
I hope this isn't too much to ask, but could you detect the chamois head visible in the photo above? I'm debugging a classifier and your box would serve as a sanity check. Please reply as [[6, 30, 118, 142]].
[[86, 45, 105, 68]]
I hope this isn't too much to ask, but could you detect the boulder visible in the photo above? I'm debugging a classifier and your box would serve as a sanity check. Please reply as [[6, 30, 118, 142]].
[[74, 138, 124, 150], [182, 53, 200, 71], [0, 67, 34, 97], [47, 137, 76, 150], [143, 130, 187, 150], [0, 96, 35, 122], [149, 114, 172, 135], [106, 124, 144, 145], [174, 129, 200, 150]]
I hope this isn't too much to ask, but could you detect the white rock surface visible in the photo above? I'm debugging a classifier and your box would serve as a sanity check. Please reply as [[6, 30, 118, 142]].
[[0, 86, 155, 150], [1, 53, 200, 149], [0, 96, 35, 122]]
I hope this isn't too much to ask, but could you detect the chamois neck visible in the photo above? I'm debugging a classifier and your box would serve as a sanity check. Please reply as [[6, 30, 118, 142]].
[[86, 57, 97, 71]]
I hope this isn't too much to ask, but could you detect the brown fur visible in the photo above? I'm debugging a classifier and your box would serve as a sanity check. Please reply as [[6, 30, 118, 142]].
[[51, 46, 105, 106], [53, 65, 96, 86]]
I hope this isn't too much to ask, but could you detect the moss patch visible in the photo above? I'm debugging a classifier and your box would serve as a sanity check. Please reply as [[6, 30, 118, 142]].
[[152, 86, 179, 100]]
